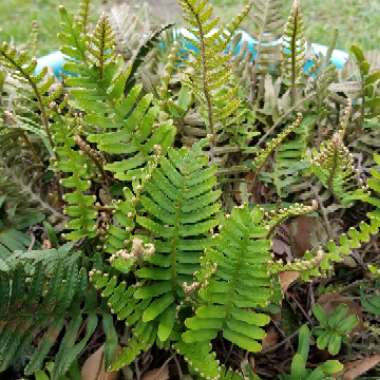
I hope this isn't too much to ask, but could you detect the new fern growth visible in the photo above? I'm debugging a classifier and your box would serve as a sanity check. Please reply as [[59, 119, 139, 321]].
[[181, 206, 275, 376]]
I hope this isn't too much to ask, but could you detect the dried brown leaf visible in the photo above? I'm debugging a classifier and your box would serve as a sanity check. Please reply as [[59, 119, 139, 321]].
[[142, 365, 169, 380], [288, 216, 327, 258], [342, 354, 380, 380], [81, 346, 117, 380], [279, 271, 300, 293], [262, 327, 280, 350]]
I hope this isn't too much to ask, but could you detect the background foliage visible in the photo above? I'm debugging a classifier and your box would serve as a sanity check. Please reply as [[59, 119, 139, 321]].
[[1, 0, 380, 53]]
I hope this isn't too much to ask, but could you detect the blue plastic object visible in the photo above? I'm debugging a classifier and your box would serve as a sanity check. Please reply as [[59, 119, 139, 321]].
[[35, 29, 349, 77], [35, 51, 67, 77]]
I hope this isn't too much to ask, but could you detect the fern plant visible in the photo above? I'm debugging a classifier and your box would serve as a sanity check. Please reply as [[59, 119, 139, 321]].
[[0, 42, 61, 154], [178, 0, 254, 168], [91, 142, 222, 371], [0, 245, 95, 378], [181, 206, 274, 357], [309, 101, 367, 205], [1, 0, 380, 379]]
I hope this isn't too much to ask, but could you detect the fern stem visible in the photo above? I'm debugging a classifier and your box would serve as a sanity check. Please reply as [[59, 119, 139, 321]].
[[75, 135, 109, 184]]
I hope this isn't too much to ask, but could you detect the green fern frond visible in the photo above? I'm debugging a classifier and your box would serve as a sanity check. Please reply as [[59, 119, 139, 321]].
[[270, 114, 317, 197], [87, 15, 116, 79], [30, 20, 39, 58], [223, 2, 253, 46], [360, 153, 380, 218], [89, 270, 156, 369], [253, 113, 303, 176], [309, 102, 366, 205], [91, 143, 221, 369], [351, 45, 380, 119], [52, 117, 98, 241], [132, 143, 221, 333], [174, 340, 221, 380], [59, 10, 176, 183], [178, 0, 249, 151], [58, 6, 88, 62], [111, 321, 157, 371], [105, 153, 162, 267], [0, 245, 98, 378], [0, 42, 62, 153], [274, 156, 380, 279], [182, 206, 273, 354], [282, 0, 306, 105], [264, 200, 318, 236]]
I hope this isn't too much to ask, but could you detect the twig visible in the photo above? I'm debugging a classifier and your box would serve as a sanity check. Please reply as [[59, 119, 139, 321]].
[[288, 292, 313, 324], [173, 353, 183, 379], [258, 330, 299, 355]]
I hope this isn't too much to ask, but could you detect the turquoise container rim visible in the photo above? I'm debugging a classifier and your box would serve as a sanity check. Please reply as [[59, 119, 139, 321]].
[[35, 28, 349, 78]]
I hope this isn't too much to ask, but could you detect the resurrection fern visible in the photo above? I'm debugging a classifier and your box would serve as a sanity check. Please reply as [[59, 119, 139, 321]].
[[263, 200, 318, 237], [60, 9, 175, 182], [76, 0, 91, 33], [282, 0, 306, 105], [178, 0, 251, 151], [108, 3, 150, 62], [309, 103, 366, 205], [252, 113, 303, 178], [181, 206, 274, 375], [0, 42, 62, 153], [270, 115, 317, 197], [3, 0, 380, 379], [52, 115, 98, 241], [92, 143, 221, 370], [275, 154, 380, 279], [0, 245, 98, 378]]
